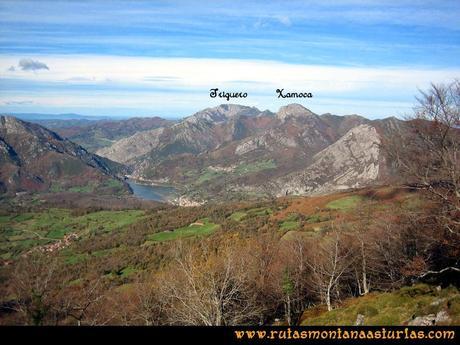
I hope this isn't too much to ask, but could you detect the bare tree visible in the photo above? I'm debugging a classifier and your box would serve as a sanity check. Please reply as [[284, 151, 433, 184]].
[[160, 242, 264, 325], [108, 279, 168, 325], [350, 199, 379, 295], [386, 80, 460, 233], [10, 254, 59, 325], [277, 236, 313, 324], [55, 278, 106, 326], [305, 230, 353, 311]]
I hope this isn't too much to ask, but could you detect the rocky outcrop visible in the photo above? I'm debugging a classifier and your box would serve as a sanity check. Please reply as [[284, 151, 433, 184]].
[[277, 103, 315, 121], [408, 310, 451, 326], [96, 127, 164, 164], [271, 124, 381, 196]]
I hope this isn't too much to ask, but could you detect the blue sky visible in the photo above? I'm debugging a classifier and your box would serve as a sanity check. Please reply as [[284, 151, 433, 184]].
[[0, 0, 459, 119]]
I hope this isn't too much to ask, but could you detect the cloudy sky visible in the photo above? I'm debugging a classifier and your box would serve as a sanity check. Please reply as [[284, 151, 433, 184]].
[[0, 0, 459, 119]]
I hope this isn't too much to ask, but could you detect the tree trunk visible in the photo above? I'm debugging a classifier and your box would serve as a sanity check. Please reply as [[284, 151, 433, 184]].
[[285, 294, 292, 325], [361, 240, 369, 295]]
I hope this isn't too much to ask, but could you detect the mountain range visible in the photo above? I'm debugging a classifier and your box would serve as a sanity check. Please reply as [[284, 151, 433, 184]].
[[95, 104, 404, 201], [0, 104, 406, 202], [0, 116, 129, 196]]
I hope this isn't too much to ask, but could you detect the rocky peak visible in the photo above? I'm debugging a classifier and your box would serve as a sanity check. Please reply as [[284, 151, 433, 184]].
[[0, 115, 28, 134], [276, 104, 316, 121], [184, 104, 262, 125], [1, 115, 63, 147]]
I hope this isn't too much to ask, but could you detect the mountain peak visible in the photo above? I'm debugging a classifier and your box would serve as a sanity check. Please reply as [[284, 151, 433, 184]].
[[1, 115, 22, 124], [206, 104, 261, 118], [277, 104, 316, 120], [184, 104, 262, 125], [1, 115, 32, 135]]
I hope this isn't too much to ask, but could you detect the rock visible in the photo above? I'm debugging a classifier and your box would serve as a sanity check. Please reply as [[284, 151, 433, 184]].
[[272, 124, 381, 196], [97, 127, 164, 164], [430, 298, 444, 306], [408, 314, 436, 326], [355, 314, 365, 326], [408, 310, 451, 326], [277, 103, 315, 121], [435, 310, 451, 324]]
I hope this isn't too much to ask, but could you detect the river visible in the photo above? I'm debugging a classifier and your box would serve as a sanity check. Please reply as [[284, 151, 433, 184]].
[[126, 180, 177, 202]]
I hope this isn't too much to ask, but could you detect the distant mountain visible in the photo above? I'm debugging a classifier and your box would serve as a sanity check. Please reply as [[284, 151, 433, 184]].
[[96, 104, 273, 163], [95, 104, 406, 201], [0, 116, 130, 195], [8, 113, 115, 121], [43, 117, 176, 152]]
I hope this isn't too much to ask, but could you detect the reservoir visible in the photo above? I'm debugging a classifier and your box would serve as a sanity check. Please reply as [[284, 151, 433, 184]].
[[127, 180, 177, 202]]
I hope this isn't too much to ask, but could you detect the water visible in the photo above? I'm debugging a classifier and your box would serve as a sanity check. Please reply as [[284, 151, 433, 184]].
[[127, 180, 177, 202]]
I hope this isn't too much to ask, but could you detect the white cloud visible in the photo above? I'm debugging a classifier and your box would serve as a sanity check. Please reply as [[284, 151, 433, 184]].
[[0, 55, 458, 118], [1, 55, 458, 91]]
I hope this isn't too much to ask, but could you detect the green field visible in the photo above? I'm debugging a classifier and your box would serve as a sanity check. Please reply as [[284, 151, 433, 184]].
[[0, 209, 146, 259], [280, 220, 300, 230], [234, 159, 277, 175], [196, 169, 224, 184], [192, 160, 277, 186], [228, 211, 247, 222], [249, 207, 272, 216], [306, 213, 332, 224], [49, 178, 125, 194], [147, 218, 220, 243], [228, 207, 272, 223], [279, 213, 300, 230], [326, 195, 363, 210]]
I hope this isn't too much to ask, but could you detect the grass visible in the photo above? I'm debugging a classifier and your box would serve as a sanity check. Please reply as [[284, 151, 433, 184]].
[[196, 170, 224, 184], [326, 195, 363, 211], [228, 207, 272, 222], [247, 207, 273, 216], [120, 266, 138, 277], [300, 284, 460, 326], [279, 213, 300, 230], [147, 218, 219, 242], [228, 211, 247, 222], [0, 209, 146, 259], [280, 220, 300, 231], [68, 184, 94, 193], [193, 160, 277, 186], [64, 252, 89, 265], [306, 213, 330, 223], [234, 160, 277, 175], [103, 179, 124, 189]]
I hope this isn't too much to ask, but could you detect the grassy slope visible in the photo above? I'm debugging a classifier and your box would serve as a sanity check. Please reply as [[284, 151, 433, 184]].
[[300, 284, 460, 326], [146, 218, 219, 243], [0, 209, 145, 259], [191, 160, 277, 187]]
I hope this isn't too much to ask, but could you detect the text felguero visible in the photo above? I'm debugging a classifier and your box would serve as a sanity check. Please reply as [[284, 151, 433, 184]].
[[210, 88, 248, 101]]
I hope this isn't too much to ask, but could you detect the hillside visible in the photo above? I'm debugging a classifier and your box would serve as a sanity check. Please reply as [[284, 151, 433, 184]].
[[94, 104, 405, 202], [0, 116, 130, 196], [2, 185, 457, 326], [37, 116, 175, 152], [300, 284, 460, 326]]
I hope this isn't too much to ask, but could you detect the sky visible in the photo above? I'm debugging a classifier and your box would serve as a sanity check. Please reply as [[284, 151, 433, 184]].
[[0, 0, 459, 119]]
